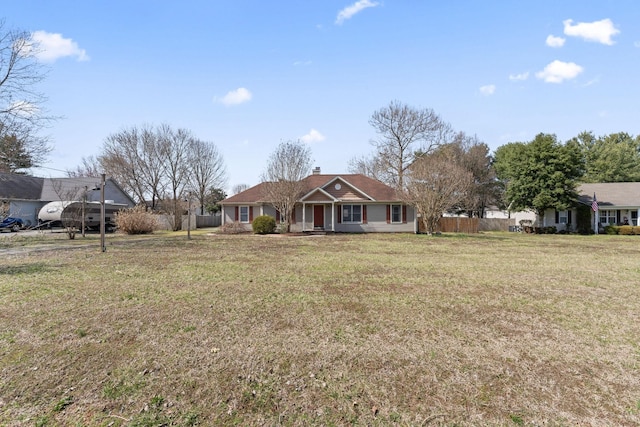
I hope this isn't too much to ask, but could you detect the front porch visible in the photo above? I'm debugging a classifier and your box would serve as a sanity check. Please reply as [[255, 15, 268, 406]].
[[301, 202, 336, 232]]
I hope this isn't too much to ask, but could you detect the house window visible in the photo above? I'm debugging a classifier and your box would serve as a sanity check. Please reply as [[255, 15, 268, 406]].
[[239, 206, 249, 223], [391, 204, 402, 223], [558, 210, 568, 224], [342, 204, 362, 223], [599, 210, 616, 226]]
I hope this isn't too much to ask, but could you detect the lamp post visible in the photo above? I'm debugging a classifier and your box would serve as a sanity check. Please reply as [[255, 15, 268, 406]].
[[100, 173, 106, 252]]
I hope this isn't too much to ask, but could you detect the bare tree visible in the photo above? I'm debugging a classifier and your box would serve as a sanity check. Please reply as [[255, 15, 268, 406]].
[[51, 180, 85, 239], [440, 132, 500, 217], [0, 20, 53, 173], [66, 155, 102, 178], [96, 124, 225, 229], [158, 124, 192, 230], [405, 149, 474, 234], [347, 154, 393, 184], [261, 140, 312, 232], [188, 139, 227, 215], [367, 100, 450, 190], [232, 183, 249, 195], [101, 126, 149, 204], [99, 125, 167, 208], [137, 125, 168, 209]]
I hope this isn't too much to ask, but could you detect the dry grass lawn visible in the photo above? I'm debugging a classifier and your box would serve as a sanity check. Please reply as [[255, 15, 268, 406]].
[[1, 231, 640, 426]]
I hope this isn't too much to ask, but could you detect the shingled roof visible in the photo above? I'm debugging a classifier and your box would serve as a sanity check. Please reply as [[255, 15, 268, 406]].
[[0, 173, 44, 200], [221, 174, 401, 204], [578, 182, 640, 208], [0, 173, 135, 205]]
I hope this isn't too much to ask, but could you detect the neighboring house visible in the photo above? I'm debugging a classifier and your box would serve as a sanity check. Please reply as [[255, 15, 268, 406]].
[[443, 206, 538, 225], [481, 207, 537, 225], [0, 173, 136, 226], [220, 170, 416, 233], [541, 182, 640, 231]]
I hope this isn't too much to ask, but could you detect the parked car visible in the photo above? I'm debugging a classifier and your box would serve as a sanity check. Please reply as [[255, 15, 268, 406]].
[[0, 217, 24, 232]]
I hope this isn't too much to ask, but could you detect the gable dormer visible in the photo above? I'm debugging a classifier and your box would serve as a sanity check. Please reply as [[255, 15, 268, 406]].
[[322, 177, 374, 201]]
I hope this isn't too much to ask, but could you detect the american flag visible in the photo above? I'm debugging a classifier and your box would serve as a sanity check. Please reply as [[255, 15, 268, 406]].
[[591, 193, 599, 212]]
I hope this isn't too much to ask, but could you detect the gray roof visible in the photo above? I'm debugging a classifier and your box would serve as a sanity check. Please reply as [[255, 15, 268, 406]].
[[578, 182, 640, 208], [40, 176, 104, 201], [0, 173, 43, 200], [0, 173, 134, 205]]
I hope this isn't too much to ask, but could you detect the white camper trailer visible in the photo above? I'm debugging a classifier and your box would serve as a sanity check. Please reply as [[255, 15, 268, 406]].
[[38, 201, 128, 229]]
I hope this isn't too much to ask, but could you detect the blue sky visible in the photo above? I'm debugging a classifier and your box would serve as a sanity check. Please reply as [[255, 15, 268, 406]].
[[4, 1, 640, 192]]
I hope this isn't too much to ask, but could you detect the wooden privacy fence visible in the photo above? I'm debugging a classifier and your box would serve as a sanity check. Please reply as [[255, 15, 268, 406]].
[[420, 217, 513, 233], [196, 215, 221, 228], [437, 217, 479, 233], [478, 218, 514, 232]]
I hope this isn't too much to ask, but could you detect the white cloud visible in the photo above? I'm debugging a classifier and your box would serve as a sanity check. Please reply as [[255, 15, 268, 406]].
[[634, 41, 640, 48], [509, 72, 530, 81], [335, 0, 379, 25], [536, 60, 583, 83], [293, 60, 312, 66], [546, 35, 566, 47], [215, 88, 252, 106], [300, 128, 326, 144], [30, 30, 89, 62], [479, 85, 496, 96], [583, 77, 599, 87], [563, 18, 620, 45]]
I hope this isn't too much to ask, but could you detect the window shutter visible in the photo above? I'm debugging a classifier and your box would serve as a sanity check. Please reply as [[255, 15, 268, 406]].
[[386, 205, 391, 224], [276, 210, 280, 222], [249, 206, 254, 223], [235, 206, 239, 221], [617, 210, 621, 224], [362, 205, 367, 224], [337, 205, 342, 223], [291, 207, 296, 224], [402, 205, 407, 223], [568, 211, 572, 224], [555, 210, 559, 224]]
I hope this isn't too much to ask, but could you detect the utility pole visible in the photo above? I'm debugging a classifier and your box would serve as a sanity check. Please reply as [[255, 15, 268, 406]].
[[100, 173, 106, 252], [187, 192, 192, 240], [82, 185, 87, 238]]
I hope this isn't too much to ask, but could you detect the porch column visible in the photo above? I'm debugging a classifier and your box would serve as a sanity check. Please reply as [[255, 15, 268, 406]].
[[331, 202, 335, 232], [637, 208, 640, 226], [302, 202, 306, 232], [221, 206, 225, 225]]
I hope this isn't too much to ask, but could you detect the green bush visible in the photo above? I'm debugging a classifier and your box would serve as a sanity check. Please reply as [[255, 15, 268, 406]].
[[603, 225, 618, 235], [115, 205, 159, 235], [617, 226, 640, 235], [252, 215, 276, 234]]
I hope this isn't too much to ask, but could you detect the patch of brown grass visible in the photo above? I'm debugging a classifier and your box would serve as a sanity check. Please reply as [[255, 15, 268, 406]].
[[1, 232, 640, 425]]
